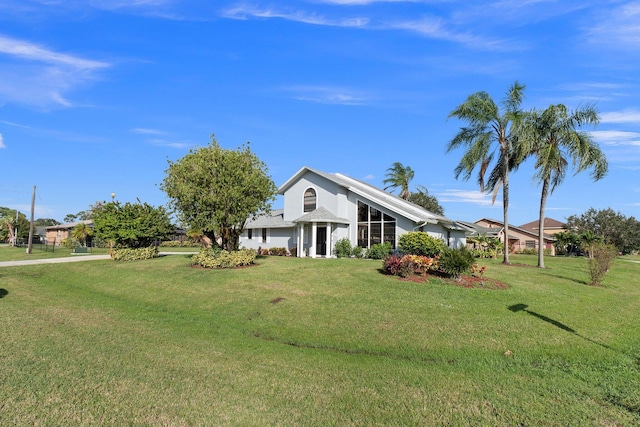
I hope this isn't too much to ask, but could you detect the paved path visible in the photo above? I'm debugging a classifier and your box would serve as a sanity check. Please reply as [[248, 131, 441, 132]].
[[0, 251, 198, 268]]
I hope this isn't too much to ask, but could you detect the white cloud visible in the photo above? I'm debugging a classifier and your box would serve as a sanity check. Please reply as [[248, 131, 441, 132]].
[[436, 189, 498, 206], [0, 133, 5, 148], [587, 2, 640, 48], [281, 85, 372, 105], [0, 35, 109, 108], [146, 138, 192, 149], [131, 128, 166, 135], [0, 35, 107, 69], [590, 130, 640, 146], [221, 5, 369, 27], [601, 109, 640, 124]]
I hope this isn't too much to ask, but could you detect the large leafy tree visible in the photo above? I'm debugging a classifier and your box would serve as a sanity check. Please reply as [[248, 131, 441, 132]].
[[407, 185, 445, 215], [566, 208, 640, 254], [519, 103, 607, 268], [35, 218, 60, 226], [161, 137, 277, 251], [447, 81, 526, 264], [383, 162, 414, 200], [93, 201, 174, 248]]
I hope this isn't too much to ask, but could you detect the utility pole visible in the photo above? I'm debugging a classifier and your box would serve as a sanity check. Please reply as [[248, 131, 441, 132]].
[[27, 185, 36, 254]]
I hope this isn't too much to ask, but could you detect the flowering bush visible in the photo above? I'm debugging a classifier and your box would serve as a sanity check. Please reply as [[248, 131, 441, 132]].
[[382, 254, 440, 278]]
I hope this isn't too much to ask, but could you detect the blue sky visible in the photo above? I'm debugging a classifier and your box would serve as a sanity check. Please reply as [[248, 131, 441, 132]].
[[1, 0, 639, 226]]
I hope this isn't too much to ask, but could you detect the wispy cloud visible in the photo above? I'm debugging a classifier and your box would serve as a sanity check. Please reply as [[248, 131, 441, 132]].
[[131, 128, 166, 135], [436, 189, 498, 206], [384, 17, 513, 50], [281, 85, 372, 105], [146, 138, 192, 149], [601, 109, 640, 124], [221, 5, 369, 27], [590, 130, 640, 146], [319, 0, 421, 4], [586, 2, 640, 49], [0, 133, 5, 148], [0, 35, 109, 108]]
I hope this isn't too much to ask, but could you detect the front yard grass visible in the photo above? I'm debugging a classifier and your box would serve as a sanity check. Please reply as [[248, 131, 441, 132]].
[[0, 254, 639, 425]]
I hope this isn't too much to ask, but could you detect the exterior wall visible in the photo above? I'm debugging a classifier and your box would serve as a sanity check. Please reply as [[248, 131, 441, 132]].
[[283, 171, 347, 222], [475, 219, 554, 255], [240, 227, 296, 253], [45, 229, 70, 245]]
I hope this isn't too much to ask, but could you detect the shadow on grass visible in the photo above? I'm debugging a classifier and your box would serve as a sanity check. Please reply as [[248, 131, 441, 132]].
[[0, 288, 8, 298], [540, 272, 587, 285], [508, 303, 611, 350]]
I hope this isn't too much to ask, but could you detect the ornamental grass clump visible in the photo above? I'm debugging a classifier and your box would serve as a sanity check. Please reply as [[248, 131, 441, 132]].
[[438, 247, 475, 280]]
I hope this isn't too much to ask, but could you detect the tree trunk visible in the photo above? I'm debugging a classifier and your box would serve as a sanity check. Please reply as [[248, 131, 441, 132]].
[[538, 178, 550, 268], [502, 150, 510, 264]]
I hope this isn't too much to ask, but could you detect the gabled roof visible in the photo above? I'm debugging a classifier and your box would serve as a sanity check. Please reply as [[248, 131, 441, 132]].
[[45, 220, 94, 231], [474, 218, 555, 241], [279, 166, 463, 229], [519, 218, 566, 231], [294, 206, 349, 224], [245, 209, 295, 229]]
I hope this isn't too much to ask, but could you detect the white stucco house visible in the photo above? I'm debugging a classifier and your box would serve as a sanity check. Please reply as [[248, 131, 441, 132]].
[[240, 166, 468, 258]]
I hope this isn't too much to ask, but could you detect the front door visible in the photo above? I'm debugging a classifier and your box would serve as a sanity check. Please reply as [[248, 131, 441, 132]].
[[316, 226, 327, 256]]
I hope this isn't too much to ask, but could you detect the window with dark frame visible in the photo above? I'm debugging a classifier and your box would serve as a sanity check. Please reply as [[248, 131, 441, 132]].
[[357, 200, 396, 249], [303, 188, 317, 213]]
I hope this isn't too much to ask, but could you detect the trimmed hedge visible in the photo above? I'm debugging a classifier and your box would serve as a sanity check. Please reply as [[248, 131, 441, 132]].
[[112, 246, 159, 261], [191, 248, 257, 269], [398, 231, 444, 257]]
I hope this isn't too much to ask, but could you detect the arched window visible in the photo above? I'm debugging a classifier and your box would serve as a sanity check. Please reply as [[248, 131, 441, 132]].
[[303, 188, 316, 212]]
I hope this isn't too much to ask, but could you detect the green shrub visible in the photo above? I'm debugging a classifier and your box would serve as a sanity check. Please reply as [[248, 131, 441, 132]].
[[334, 238, 352, 258], [438, 246, 475, 279], [588, 243, 617, 286], [268, 247, 289, 256], [366, 242, 393, 260], [398, 232, 444, 257], [191, 248, 257, 269], [112, 246, 159, 261], [351, 246, 364, 258]]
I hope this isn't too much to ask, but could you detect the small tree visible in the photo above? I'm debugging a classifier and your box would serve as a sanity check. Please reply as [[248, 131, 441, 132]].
[[162, 136, 277, 252], [93, 201, 174, 248]]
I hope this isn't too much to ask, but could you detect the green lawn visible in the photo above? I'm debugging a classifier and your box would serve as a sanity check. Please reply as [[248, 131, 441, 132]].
[[0, 244, 110, 261], [1, 254, 639, 425]]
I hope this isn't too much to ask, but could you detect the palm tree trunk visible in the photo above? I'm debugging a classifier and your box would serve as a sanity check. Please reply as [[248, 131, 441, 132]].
[[538, 178, 550, 268], [502, 151, 510, 264]]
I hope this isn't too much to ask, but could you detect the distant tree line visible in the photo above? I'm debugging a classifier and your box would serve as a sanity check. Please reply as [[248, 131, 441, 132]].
[[560, 208, 640, 255]]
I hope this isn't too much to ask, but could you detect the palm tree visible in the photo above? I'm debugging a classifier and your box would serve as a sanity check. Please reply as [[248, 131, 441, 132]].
[[519, 104, 607, 268], [383, 162, 414, 200], [447, 81, 526, 264], [72, 222, 94, 247]]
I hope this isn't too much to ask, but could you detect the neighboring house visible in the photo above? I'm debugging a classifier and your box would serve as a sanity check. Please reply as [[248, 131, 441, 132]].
[[45, 220, 94, 246], [519, 218, 566, 236], [241, 166, 468, 257], [462, 218, 556, 256]]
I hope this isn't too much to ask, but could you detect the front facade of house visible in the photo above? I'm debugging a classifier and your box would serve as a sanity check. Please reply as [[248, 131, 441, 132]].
[[44, 220, 94, 246], [473, 218, 556, 256], [241, 167, 467, 257]]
